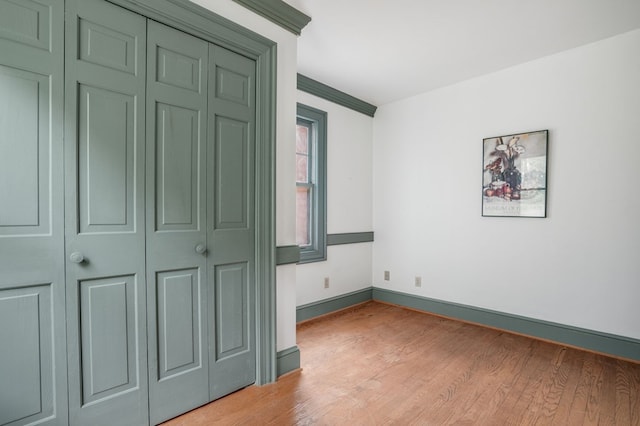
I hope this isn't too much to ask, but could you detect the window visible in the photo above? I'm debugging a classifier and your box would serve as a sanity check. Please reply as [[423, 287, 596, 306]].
[[296, 103, 326, 263]]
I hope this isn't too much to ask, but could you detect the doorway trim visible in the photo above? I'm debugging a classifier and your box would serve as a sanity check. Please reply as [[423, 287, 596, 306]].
[[107, 0, 277, 385]]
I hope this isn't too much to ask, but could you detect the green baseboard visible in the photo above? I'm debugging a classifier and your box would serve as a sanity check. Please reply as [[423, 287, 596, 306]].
[[292, 286, 639, 361], [296, 288, 373, 323], [277, 346, 300, 377], [372, 288, 640, 362]]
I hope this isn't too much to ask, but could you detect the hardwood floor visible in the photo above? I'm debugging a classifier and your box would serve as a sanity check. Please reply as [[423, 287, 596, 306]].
[[163, 301, 640, 425]]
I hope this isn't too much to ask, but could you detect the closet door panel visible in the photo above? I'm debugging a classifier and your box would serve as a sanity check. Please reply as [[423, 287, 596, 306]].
[[215, 117, 249, 231], [146, 20, 210, 425], [156, 268, 201, 378], [65, 1, 148, 425], [78, 18, 138, 74], [77, 85, 136, 232], [0, 285, 56, 426], [214, 262, 249, 358], [208, 44, 257, 401], [79, 275, 139, 404], [0, 1, 66, 424], [155, 103, 200, 229], [0, 68, 48, 233], [0, 0, 50, 51]]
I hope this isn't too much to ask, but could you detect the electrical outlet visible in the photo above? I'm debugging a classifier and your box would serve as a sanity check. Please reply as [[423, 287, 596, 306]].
[[415, 276, 422, 287], [384, 270, 390, 281], [324, 277, 330, 288]]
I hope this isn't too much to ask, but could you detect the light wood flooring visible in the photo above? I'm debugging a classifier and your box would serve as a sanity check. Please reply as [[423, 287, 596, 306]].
[[163, 301, 640, 425]]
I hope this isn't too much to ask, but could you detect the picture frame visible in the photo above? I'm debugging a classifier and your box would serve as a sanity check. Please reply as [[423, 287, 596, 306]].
[[482, 130, 548, 218]]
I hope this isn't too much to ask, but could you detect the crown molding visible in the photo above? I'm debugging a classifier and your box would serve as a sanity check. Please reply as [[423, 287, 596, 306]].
[[232, 0, 311, 35], [297, 74, 377, 117]]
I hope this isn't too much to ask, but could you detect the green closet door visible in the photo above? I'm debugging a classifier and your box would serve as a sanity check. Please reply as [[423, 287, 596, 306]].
[[64, 1, 148, 424], [145, 20, 210, 425], [0, 1, 66, 424], [207, 45, 258, 401]]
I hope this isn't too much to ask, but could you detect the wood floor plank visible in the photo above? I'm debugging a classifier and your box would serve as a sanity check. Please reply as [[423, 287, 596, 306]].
[[584, 355, 607, 425], [480, 338, 547, 424], [466, 334, 543, 424], [614, 359, 633, 424], [162, 301, 640, 426], [520, 347, 570, 424], [501, 340, 559, 425], [598, 357, 618, 426], [543, 347, 584, 424], [630, 360, 640, 425]]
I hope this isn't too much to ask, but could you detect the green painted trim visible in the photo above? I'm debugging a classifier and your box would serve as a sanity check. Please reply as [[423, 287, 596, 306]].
[[276, 346, 300, 377], [297, 103, 327, 264], [372, 288, 640, 362], [254, 40, 278, 385], [297, 288, 373, 323], [327, 232, 374, 246], [232, 0, 311, 36], [110, 0, 278, 385], [276, 245, 300, 265], [297, 74, 377, 117], [108, 0, 275, 57]]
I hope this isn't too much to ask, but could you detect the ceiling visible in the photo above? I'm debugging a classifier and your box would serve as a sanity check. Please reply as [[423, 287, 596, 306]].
[[284, 0, 640, 106]]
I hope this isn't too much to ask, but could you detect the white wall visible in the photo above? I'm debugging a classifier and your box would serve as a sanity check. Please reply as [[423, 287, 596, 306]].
[[372, 29, 640, 340], [190, 0, 298, 350], [296, 92, 374, 306]]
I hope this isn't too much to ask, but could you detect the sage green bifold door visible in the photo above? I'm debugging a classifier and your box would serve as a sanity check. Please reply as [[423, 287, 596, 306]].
[[0, 1, 67, 424], [145, 21, 260, 422], [145, 21, 211, 425], [207, 44, 257, 402], [64, 1, 149, 425], [62, 1, 259, 423]]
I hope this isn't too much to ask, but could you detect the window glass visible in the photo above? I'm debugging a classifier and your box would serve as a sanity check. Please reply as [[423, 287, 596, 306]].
[[296, 104, 326, 263], [296, 186, 310, 247]]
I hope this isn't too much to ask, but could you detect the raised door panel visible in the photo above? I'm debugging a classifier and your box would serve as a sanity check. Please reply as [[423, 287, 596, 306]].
[[156, 46, 201, 92], [207, 44, 257, 401], [79, 18, 137, 75], [64, 1, 147, 425], [0, 286, 55, 426], [146, 20, 209, 425], [0, 68, 49, 234], [214, 263, 249, 359], [79, 276, 140, 404], [155, 103, 199, 230], [78, 85, 135, 232], [215, 117, 249, 230], [0, 0, 50, 51], [215, 64, 251, 107], [156, 269, 202, 379], [0, 1, 66, 424]]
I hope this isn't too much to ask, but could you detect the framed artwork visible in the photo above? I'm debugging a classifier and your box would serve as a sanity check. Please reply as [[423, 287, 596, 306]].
[[482, 130, 548, 218]]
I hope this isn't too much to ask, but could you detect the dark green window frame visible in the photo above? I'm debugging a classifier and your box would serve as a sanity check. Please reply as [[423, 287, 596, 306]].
[[296, 103, 327, 263]]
